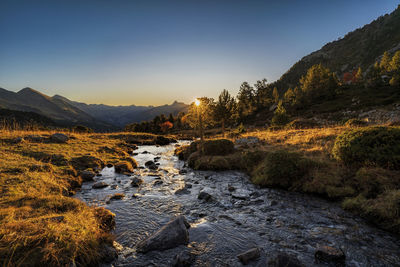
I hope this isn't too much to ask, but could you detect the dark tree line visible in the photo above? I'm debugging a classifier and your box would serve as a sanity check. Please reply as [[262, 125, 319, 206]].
[[126, 51, 400, 133]]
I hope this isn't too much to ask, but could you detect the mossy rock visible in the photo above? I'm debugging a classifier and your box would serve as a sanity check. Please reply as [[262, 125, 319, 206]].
[[114, 161, 135, 173], [193, 156, 231, 171], [332, 126, 400, 169], [70, 155, 104, 171], [251, 150, 315, 189], [202, 139, 234, 156]]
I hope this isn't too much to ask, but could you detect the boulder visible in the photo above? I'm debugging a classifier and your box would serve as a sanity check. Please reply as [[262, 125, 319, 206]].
[[131, 177, 143, 187], [198, 191, 212, 202], [92, 182, 109, 189], [172, 250, 196, 267], [50, 133, 69, 143], [234, 136, 260, 147], [315, 245, 345, 266], [110, 193, 125, 200], [71, 155, 104, 171], [268, 252, 304, 267], [237, 247, 261, 265], [106, 163, 113, 168], [145, 160, 158, 170], [136, 215, 190, 253], [175, 188, 190, 195], [81, 170, 96, 181], [114, 161, 134, 173]]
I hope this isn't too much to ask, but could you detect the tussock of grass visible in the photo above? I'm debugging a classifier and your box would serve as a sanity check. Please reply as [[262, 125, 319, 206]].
[[0, 130, 157, 266]]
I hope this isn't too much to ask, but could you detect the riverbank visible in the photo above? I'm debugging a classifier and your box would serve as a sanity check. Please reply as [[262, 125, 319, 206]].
[[0, 130, 175, 266], [76, 140, 400, 266], [177, 125, 400, 235]]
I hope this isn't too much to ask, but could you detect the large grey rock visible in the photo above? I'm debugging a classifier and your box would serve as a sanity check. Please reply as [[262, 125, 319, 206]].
[[131, 177, 144, 187], [51, 133, 69, 143], [268, 252, 305, 267], [81, 170, 96, 181], [145, 160, 158, 170], [136, 215, 190, 253], [237, 247, 261, 265], [92, 182, 108, 189], [315, 245, 345, 266]]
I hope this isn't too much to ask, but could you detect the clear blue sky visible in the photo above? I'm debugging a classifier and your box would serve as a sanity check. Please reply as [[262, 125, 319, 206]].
[[0, 0, 398, 105]]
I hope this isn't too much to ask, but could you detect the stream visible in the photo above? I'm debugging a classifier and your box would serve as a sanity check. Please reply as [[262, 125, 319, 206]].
[[76, 142, 400, 266]]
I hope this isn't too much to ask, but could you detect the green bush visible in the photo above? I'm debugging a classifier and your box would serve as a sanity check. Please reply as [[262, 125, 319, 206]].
[[251, 150, 315, 189], [202, 139, 234, 156], [332, 127, 400, 169], [354, 167, 399, 198], [193, 156, 231, 171]]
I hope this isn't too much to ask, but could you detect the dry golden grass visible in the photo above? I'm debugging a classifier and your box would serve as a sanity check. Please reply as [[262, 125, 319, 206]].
[[0, 130, 158, 266]]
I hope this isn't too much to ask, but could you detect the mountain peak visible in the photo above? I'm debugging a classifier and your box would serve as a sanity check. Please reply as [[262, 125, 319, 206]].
[[18, 87, 44, 96]]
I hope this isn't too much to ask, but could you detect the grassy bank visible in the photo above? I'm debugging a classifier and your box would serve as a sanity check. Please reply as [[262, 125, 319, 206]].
[[0, 130, 167, 266], [177, 125, 400, 234]]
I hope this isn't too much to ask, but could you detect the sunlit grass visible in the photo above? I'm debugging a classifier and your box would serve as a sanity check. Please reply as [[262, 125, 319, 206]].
[[0, 129, 158, 266]]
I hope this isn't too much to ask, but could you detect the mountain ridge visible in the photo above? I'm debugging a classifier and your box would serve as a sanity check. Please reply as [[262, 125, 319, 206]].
[[0, 87, 188, 129]]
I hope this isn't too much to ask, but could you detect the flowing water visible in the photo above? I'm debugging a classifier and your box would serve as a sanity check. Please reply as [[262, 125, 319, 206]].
[[76, 142, 400, 267]]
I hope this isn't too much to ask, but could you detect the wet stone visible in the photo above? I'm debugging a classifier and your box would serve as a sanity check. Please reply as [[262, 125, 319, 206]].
[[92, 182, 108, 189], [268, 252, 305, 267], [131, 177, 144, 187], [315, 245, 345, 266], [237, 247, 261, 265], [198, 191, 212, 202], [136, 215, 190, 253]]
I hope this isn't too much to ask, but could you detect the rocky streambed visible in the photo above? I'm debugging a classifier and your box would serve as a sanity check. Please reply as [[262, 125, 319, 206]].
[[76, 142, 400, 266]]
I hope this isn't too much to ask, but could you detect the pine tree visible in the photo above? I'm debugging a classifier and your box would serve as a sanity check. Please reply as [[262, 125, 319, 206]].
[[379, 51, 391, 72], [390, 51, 400, 72], [272, 87, 279, 103], [213, 89, 236, 137], [283, 88, 296, 106], [299, 64, 338, 101]]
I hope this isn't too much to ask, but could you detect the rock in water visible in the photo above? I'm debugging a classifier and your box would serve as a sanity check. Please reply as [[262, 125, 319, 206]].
[[50, 133, 69, 143], [81, 170, 96, 181], [237, 247, 261, 264], [136, 215, 190, 253], [173, 250, 195, 267], [131, 177, 143, 187], [198, 190, 212, 202], [145, 160, 158, 170], [268, 252, 305, 267], [315, 245, 345, 266], [92, 182, 108, 189]]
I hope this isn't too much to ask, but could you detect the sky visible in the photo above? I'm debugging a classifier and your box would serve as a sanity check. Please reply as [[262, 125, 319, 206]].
[[0, 0, 398, 106]]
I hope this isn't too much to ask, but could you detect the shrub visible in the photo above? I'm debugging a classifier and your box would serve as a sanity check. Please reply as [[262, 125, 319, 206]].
[[202, 139, 234, 156], [344, 118, 368, 127], [285, 119, 320, 129], [354, 167, 399, 198], [251, 150, 315, 189], [193, 156, 231, 171], [332, 127, 400, 169], [73, 125, 93, 133]]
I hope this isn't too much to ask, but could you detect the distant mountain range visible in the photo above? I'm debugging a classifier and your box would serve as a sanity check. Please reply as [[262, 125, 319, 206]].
[[0, 87, 188, 130]]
